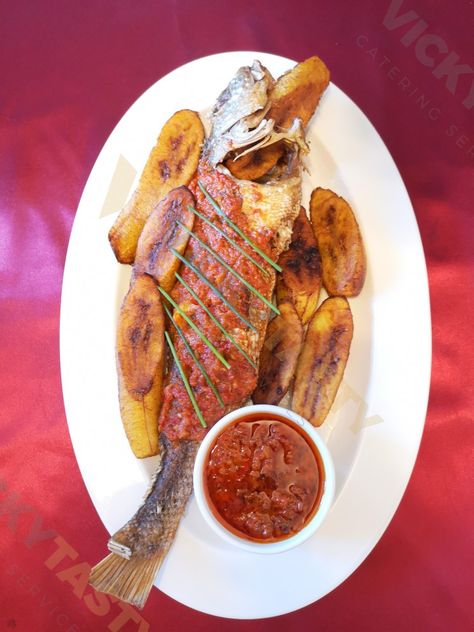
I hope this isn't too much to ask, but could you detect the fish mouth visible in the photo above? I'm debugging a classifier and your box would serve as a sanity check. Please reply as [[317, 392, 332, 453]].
[[205, 60, 308, 171]]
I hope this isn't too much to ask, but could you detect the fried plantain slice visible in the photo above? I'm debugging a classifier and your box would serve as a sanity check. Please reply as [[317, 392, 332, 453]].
[[278, 206, 322, 324], [253, 297, 304, 405], [309, 186, 335, 210], [226, 56, 330, 181], [291, 296, 353, 427], [268, 55, 330, 130], [310, 189, 366, 297], [275, 274, 292, 306], [224, 142, 284, 181], [134, 186, 194, 293], [117, 274, 165, 458], [109, 109, 204, 264]]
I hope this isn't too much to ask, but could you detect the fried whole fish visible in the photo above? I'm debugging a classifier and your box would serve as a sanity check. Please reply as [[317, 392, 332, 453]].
[[90, 57, 329, 607]]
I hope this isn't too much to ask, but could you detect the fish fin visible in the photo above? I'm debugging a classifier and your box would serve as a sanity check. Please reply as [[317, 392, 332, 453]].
[[89, 552, 163, 609]]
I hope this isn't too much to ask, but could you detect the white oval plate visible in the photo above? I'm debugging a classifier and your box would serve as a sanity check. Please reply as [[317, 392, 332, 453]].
[[60, 52, 431, 619]]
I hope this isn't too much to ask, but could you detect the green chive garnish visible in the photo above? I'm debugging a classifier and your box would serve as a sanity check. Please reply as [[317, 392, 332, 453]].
[[178, 222, 279, 315], [170, 248, 257, 332], [175, 272, 257, 370], [157, 286, 230, 369], [198, 180, 282, 273], [163, 304, 225, 409], [187, 204, 269, 277], [164, 331, 207, 428]]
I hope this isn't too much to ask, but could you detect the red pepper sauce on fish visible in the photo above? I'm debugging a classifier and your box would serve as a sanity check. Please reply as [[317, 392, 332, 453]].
[[158, 163, 275, 441]]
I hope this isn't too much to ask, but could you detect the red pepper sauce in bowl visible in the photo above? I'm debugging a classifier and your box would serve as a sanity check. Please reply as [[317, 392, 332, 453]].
[[204, 413, 324, 542]]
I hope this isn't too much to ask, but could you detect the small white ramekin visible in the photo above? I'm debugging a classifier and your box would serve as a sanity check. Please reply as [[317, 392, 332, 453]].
[[193, 404, 335, 554]]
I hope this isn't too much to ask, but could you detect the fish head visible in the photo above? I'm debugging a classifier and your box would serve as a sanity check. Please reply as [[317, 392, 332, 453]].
[[204, 61, 308, 172]]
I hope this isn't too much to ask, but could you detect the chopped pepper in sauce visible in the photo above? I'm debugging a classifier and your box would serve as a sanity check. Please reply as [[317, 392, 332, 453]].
[[205, 418, 323, 541]]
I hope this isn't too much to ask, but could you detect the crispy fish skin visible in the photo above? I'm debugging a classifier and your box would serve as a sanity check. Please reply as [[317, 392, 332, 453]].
[[292, 296, 353, 427], [109, 110, 204, 264], [89, 435, 198, 608], [116, 274, 165, 458]]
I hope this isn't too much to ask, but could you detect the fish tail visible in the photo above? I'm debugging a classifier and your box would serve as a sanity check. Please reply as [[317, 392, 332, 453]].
[[89, 436, 198, 607], [89, 552, 164, 609]]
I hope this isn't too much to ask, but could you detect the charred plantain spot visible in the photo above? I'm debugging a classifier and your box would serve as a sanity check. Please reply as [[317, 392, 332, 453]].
[[325, 204, 337, 226], [147, 239, 164, 269], [168, 198, 182, 215], [176, 146, 192, 174], [327, 330, 340, 353], [170, 134, 184, 151], [303, 246, 320, 270], [251, 152, 266, 167], [129, 326, 141, 346], [326, 245, 337, 264], [142, 321, 154, 346], [286, 256, 302, 274], [159, 160, 171, 180], [132, 379, 154, 397], [338, 233, 347, 253], [137, 298, 151, 314], [289, 235, 304, 251]]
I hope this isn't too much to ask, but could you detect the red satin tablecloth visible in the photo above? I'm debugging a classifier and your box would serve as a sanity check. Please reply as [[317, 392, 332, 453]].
[[1, 1, 473, 630]]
